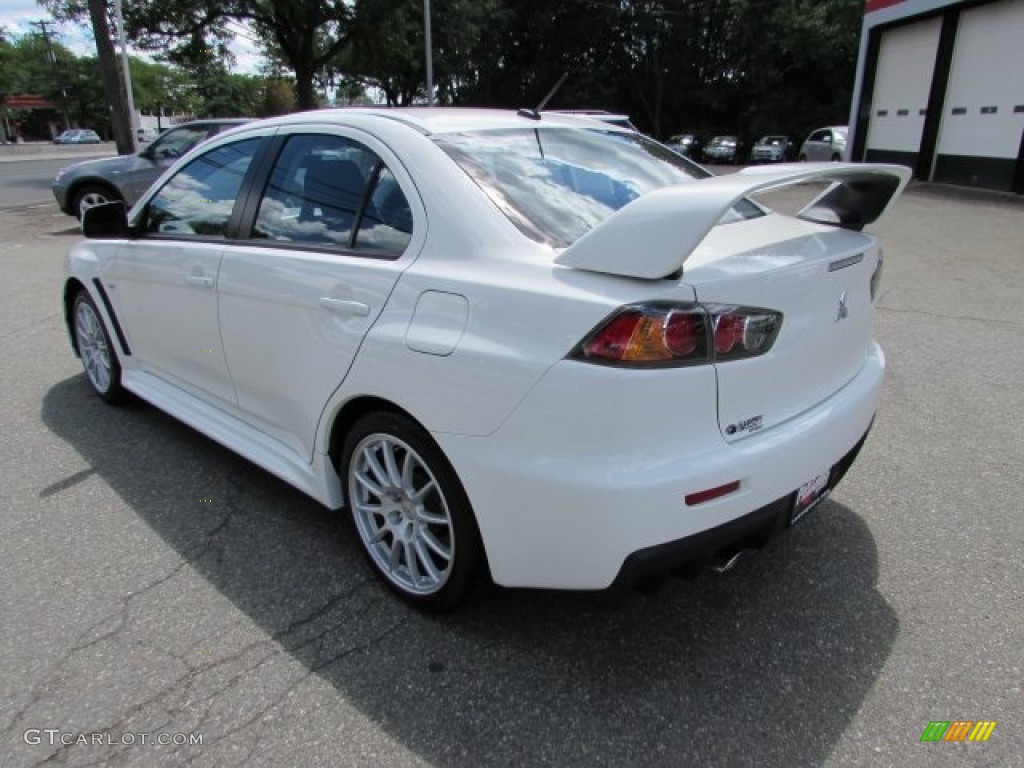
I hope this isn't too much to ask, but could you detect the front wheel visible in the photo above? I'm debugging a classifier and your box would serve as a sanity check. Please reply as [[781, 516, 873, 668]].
[[72, 184, 118, 221], [341, 412, 485, 612], [72, 291, 126, 404]]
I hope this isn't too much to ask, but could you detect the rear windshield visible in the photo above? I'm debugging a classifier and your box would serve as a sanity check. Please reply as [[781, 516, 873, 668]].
[[434, 127, 744, 247]]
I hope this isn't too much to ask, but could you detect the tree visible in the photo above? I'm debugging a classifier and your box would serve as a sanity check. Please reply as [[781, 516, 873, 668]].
[[119, 0, 351, 110], [85, 0, 133, 153]]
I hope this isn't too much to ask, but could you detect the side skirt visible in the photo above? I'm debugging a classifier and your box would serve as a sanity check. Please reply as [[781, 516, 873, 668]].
[[121, 370, 344, 510]]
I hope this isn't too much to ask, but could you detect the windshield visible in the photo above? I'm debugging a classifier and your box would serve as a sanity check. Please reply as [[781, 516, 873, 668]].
[[434, 127, 718, 247], [710, 136, 737, 146], [759, 136, 787, 145]]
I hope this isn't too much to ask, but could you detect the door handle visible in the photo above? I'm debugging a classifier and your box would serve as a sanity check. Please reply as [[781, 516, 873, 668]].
[[319, 298, 370, 317], [186, 275, 215, 289]]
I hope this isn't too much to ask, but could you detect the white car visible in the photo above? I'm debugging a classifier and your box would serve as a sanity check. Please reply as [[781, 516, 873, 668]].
[[63, 108, 909, 610], [799, 126, 849, 162]]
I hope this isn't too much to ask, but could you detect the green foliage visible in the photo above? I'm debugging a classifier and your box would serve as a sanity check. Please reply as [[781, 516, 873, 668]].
[[26, 0, 867, 143], [263, 78, 296, 115]]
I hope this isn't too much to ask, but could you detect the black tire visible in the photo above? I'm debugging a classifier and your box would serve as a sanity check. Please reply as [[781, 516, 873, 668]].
[[831, 153, 841, 162], [72, 184, 119, 221], [341, 412, 485, 612], [71, 290, 127, 404], [799, 154, 808, 162]]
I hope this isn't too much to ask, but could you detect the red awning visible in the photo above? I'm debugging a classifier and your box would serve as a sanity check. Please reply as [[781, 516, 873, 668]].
[[2, 94, 56, 109], [865, 0, 909, 13]]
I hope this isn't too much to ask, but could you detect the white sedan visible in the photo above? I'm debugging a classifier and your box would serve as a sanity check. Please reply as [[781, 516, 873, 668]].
[[63, 108, 909, 610]]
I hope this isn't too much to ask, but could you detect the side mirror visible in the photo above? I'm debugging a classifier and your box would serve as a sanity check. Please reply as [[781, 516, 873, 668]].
[[82, 201, 130, 239]]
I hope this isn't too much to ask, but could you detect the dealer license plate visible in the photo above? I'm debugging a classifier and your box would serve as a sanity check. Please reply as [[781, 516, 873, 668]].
[[790, 469, 831, 525]]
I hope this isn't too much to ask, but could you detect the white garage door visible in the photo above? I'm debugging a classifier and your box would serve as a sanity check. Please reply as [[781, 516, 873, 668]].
[[865, 17, 942, 165], [933, 0, 1024, 188]]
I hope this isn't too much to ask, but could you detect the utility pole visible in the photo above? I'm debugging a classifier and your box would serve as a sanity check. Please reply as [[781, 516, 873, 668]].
[[423, 0, 433, 105], [30, 19, 71, 132], [113, 0, 138, 152]]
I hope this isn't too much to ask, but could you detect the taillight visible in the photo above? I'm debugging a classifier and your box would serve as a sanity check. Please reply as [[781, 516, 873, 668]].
[[713, 312, 781, 362], [577, 306, 709, 365], [572, 303, 781, 367]]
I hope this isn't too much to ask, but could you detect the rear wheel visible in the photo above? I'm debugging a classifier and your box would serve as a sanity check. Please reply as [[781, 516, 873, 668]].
[[72, 184, 119, 221], [72, 291, 126, 404], [341, 412, 484, 612]]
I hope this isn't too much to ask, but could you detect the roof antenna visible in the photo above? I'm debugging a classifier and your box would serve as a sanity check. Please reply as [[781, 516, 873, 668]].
[[517, 73, 568, 121]]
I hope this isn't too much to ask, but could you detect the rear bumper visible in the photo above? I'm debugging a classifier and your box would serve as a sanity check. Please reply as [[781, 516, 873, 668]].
[[437, 342, 885, 590], [607, 426, 869, 592]]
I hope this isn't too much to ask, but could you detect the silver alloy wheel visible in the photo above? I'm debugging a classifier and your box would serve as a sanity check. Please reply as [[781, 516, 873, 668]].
[[349, 433, 455, 595], [75, 300, 112, 393], [77, 190, 110, 218]]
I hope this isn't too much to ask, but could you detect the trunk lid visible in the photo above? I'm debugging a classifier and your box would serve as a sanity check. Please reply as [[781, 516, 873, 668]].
[[683, 213, 880, 441]]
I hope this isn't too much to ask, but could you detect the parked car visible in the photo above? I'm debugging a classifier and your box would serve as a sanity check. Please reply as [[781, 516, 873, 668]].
[[665, 133, 704, 160], [750, 135, 794, 163], [799, 126, 848, 162], [63, 108, 908, 610], [53, 129, 102, 145], [136, 127, 159, 143], [52, 119, 251, 219], [703, 135, 745, 164]]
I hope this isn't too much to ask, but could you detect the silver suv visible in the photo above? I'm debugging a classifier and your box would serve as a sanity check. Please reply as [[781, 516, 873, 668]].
[[799, 126, 848, 162], [52, 119, 251, 219]]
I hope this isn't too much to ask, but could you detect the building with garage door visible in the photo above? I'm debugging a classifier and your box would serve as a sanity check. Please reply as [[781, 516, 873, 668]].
[[847, 0, 1024, 193]]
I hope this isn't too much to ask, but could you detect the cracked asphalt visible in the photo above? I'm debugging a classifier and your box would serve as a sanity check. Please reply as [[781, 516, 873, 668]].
[[1, 182, 1022, 768]]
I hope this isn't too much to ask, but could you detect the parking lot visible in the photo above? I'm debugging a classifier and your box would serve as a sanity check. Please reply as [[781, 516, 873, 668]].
[[1, 179, 1022, 767]]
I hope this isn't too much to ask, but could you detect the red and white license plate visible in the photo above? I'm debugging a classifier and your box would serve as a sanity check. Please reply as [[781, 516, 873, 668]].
[[790, 469, 831, 525]]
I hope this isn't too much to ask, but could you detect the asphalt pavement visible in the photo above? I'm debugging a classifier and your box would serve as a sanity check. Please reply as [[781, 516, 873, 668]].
[[0, 178, 1021, 767], [0, 143, 115, 212]]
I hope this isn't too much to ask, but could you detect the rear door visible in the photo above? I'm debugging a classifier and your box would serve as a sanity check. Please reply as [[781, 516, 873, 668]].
[[217, 128, 422, 459]]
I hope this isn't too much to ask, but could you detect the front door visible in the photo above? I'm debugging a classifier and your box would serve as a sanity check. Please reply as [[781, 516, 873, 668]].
[[105, 137, 264, 406], [217, 129, 420, 459]]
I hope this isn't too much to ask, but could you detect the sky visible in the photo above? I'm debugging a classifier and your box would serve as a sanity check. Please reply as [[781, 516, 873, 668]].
[[0, 0, 265, 74]]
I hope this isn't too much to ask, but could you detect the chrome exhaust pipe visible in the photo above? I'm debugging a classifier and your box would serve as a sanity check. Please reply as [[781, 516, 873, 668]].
[[710, 550, 744, 574]]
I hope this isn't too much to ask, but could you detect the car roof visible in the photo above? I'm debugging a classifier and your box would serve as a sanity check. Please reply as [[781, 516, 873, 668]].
[[247, 107, 634, 136], [165, 118, 253, 130]]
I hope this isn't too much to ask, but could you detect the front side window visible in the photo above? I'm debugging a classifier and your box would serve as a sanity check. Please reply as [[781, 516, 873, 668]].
[[149, 126, 212, 164], [143, 138, 261, 237], [434, 127, 754, 248], [253, 134, 413, 256]]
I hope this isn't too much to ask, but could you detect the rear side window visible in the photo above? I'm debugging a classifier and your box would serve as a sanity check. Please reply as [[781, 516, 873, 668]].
[[434, 127, 760, 248], [143, 138, 261, 237], [252, 134, 412, 256]]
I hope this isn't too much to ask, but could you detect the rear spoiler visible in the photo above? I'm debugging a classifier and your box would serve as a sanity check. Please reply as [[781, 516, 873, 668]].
[[554, 163, 911, 280]]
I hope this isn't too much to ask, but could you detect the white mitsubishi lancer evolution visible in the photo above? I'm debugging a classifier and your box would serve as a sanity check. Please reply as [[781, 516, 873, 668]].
[[63, 108, 909, 610]]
